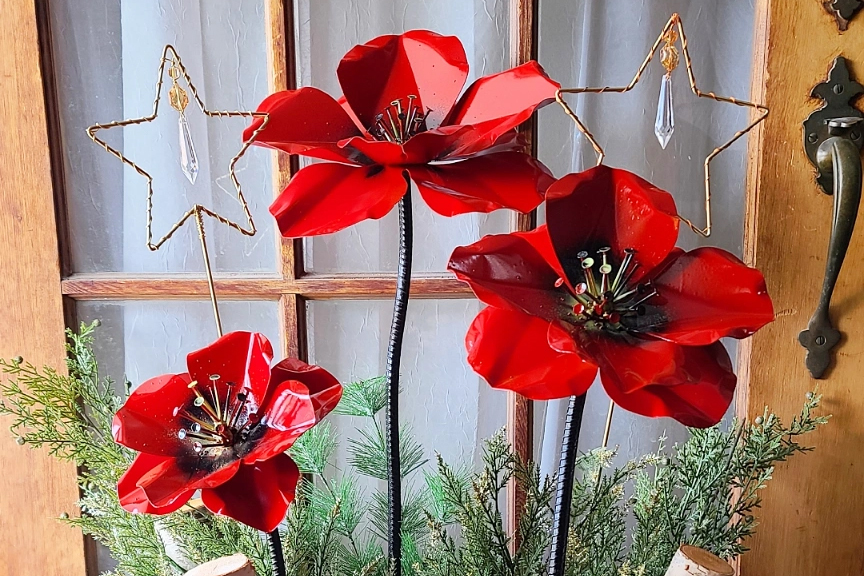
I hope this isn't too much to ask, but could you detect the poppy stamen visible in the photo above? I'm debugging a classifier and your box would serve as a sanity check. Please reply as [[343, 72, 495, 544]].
[[371, 95, 428, 143]]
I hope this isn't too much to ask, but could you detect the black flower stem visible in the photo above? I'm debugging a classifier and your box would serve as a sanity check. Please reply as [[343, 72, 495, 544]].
[[386, 177, 413, 576], [547, 393, 587, 576], [267, 528, 286, 576]]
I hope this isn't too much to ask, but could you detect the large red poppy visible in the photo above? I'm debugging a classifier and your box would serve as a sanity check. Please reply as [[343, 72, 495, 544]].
[[448, 165, 774, 427], [112, 331, 342, 531], [244, 30, 559, 238]]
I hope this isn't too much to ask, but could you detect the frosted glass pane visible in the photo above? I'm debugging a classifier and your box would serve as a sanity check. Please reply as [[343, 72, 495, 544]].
[[307, 299, 505, 470], [76, 300, 281, 389], [296, 0, 513, 273], [52, 0, 278, 274], [535, 1, 753, 470]]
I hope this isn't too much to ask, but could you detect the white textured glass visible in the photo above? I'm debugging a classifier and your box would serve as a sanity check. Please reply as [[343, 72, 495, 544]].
[[535, 1, 755, 476], [307, 299, 505, 473], [76, 300, 282, 390], [52, 0, 277, 274], [296, 0, 513, 273]]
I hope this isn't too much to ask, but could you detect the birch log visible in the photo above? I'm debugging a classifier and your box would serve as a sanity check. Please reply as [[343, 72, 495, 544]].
[[183, 554, 258, 576], [664, 545, 734, 576]]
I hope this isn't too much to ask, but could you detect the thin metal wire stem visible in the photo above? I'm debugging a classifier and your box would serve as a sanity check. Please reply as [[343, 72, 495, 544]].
[[194, 208, 223, 337], [601, 400, 615, 449], [548, 393, 587, 576], [555, 12, 769, 238], [386, 179, 413, 576], [268, 529, 286, 576]]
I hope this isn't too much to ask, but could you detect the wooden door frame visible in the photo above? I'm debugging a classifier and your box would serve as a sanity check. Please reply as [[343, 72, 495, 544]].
[[739, 1, 864, 575]]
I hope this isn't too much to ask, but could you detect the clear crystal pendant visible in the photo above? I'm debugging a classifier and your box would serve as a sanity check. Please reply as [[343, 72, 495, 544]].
[[178, 111, 199, 184], [654, 72, 674, 149]]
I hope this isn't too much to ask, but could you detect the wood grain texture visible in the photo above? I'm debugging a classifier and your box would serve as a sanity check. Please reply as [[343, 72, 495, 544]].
[[60, 274, 473, 299], [0, 0, 87, 573], [740, 1, 864, 574], [506, 0, 539, 551]]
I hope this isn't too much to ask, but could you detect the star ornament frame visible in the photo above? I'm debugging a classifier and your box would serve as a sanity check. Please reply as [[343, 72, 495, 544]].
[[86, 44, 270, 252], [86, 44, 270, 335], [555, 12, 769, 238]]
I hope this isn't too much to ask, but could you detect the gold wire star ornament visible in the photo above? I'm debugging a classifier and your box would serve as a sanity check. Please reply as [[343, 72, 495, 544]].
[[86, 44, 270, 337], [556, 12, 769, 240]]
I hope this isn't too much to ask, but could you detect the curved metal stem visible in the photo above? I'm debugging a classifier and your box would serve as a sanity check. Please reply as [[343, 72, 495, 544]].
[[547, 393, 587, 576], [386, 179, 413, 576], [799, 134, 863, 377], [267, 529, 286, 576]]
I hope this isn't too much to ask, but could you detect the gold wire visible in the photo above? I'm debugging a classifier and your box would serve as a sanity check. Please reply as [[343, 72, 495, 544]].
[[86, 45, 269, 337], [601, 401, 614, 449], [556, 12, 770, 238]]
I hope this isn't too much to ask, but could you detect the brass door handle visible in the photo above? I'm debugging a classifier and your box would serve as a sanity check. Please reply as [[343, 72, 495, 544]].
[[799, 123, 863, 378]]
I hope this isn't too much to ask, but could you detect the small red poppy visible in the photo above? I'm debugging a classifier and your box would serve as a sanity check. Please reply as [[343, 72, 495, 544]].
[[244, 30, 559, 238], [448, 165, 774, 427], [113, 331, 342, 531]]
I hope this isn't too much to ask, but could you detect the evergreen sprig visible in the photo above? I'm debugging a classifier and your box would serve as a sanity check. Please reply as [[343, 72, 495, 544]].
[[1, 325, 828, 576]]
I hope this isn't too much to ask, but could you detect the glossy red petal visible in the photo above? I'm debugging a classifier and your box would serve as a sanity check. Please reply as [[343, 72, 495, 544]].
[[269, 358, 343, 420], [338, 125, 475, 166], [112, 373, 194, 457], [117, 453, 194, 515], [647, 248, 774, 345], [467, 307, 597, 400], [580, 333, 736, 428], [337, 30, 468, 130], [448, 233, 562, 320], [443, 61, 560, 156], [511, 225, 571, 289], [201, 454, 300, 532], [270, 162, 406, 237], [242, 379, 316, 464], [245, 88, 362, 164], [408, 151, 552, 216], [138, 457, 242, 508], [546, 165, 679, 282], [187, 332, 274, 412]]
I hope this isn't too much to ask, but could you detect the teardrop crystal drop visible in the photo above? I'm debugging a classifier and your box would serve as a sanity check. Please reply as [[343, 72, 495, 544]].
[[654, 73, 674, 149], [178, 112, 199, 184]]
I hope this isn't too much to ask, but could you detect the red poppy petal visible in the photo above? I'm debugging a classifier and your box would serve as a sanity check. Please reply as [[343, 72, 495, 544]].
[[448, 232, 562, 320], [443, 61, 560, 156], [580, 333, 736, 428], [467, 307, 597, 400], [187, 332, 274, 411], [242, 379, 316, 464], [112, 373, 194, 456], [244, 88, 362, 163], [270, 163, 407, 237], [647, 248, 774, 345], [269, 358, 343, 420], [201, 455, 300, 532], [118, 454, 194, 515], [138, 457, 242, 508], [337, 30, 469, 130], [546, 165, 679, 282], [408, 151, 552, 216], [512, 225, 570, 289]]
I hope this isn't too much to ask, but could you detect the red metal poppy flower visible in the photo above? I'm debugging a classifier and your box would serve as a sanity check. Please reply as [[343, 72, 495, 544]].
[[448, 165, 774, 427], [244, 30, 559, 238], [112, 331, 342, 531]]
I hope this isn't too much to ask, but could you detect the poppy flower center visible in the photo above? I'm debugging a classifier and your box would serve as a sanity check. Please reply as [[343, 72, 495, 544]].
[[173, 376, 260, 453], [556, 247, 659, 334], [369, 95, 429, 143]]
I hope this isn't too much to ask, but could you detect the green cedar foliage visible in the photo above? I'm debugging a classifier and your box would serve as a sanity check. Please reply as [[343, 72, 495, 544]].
[[0, 323, 827, 576]]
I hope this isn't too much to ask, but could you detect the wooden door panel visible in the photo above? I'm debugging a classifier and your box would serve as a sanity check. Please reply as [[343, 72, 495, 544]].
[[743, 1, 864, 574], [0, 1, 87, 574]]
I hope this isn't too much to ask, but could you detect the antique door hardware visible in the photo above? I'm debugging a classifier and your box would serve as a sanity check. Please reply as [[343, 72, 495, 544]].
[[823, 0, 863, 30], [799, 57, 864, 378]]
